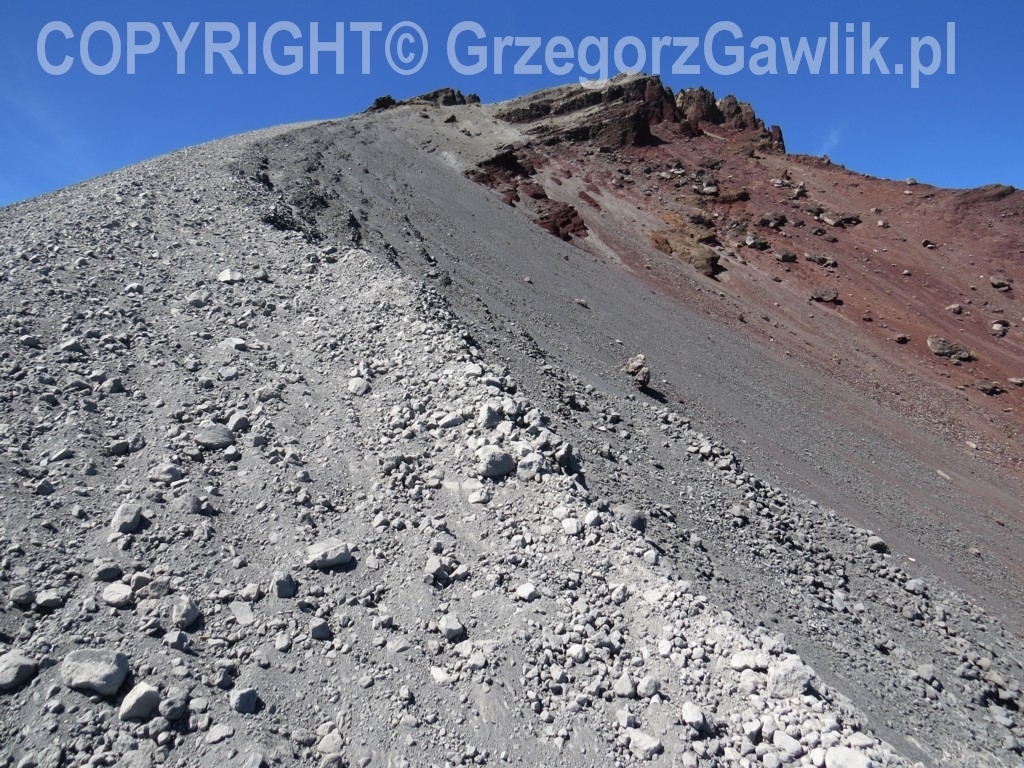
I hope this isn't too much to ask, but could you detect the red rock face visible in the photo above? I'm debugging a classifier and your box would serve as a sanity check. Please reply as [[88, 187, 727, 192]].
[[467, 77, 787, 243], [467, 148, 588, 240], [467, 75, 1024, 481]]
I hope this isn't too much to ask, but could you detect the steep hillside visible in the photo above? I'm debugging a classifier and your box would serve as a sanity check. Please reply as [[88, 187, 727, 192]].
[[0, 78, 1022, 768]]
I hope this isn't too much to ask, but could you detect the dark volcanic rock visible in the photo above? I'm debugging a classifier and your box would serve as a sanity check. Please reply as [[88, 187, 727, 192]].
[[977, 380, 1005, 396], [537, 200, 587, 241], [990, 274, 1012, 291], [497, 74, 680, 148], [958, 184, 1016, 206], [406, 87, 470, 107], [366, 94, 398, 112], [685, 246, 721, 277], [927, 336, 974, 361]]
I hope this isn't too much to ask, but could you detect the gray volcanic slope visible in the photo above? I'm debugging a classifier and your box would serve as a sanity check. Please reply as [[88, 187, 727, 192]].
[[0, 85, 1022, 768]]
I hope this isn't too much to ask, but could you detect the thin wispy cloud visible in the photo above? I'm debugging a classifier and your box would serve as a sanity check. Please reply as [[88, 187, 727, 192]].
[[818, 125, 845, 156]]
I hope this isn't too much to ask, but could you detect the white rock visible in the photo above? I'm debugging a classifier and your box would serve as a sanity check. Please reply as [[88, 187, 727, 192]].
[[148, 463, 183, 484], [102, 582, 134, 609], [217, 337, 247, 351], [730, 650, 760, 671], [846, 733, 874, 749], [737, 668, 762, 695], [516, 452, 545, 478], [229, 601, 255, 626], [903, 578, 926, 595], [567, 643, 587, 663], [227, 412, 250, 432], [119, 682, 161, 721], [476, 445, 515, 478], [318, 731, 345, 755], [636, 675, 660, 698], [217, 268, 243, 284], [467, 650, 487, 670], [438, 614, 465, 641], [742, 719, 762, 742], [205, 723, 234, 744], [347, 377, 370, 396], [680, 701, 706, 730], [110, 503, 142, 534], [0, 651, 36, 691], [61, 650, 130, 696], [773, 730, 804, 762], [625, 729, 663, 760], [825, 747, 872, 768], [170, 594, 200, 629], [305, 539, 353, 569], [613, 672, 636, 698], [515, 583, 539, 602], [467, 488, 491, 504], [477, 403, 501, 428], [430, 667, 452, 684], [767, 654, 814, 699], [34, 589, 63, 610], [437, 412, 464, 429]]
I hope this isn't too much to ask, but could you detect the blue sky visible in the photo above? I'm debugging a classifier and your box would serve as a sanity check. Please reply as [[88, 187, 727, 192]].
[[1, 1, 1021, 206]]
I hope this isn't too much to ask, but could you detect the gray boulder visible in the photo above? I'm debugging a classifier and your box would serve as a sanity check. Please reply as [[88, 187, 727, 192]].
[[119, 682, 161, 721], [476, 445, 515, 478], [61, 650, 130, 696], [825, 746, 872, 768], [194, 423, 236, 450], [0, 651, 37, 692], [305, 539, 353, 569], [767, 654, 814, 699]]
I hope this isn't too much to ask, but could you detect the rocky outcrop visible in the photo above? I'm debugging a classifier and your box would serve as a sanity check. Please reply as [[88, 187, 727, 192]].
[[466, 149, 587, 240], [958, 183, 1016, 206], [403, 87, 473, 107], [676, 89, 785, 151], [496, 74, 681, 148], [719, 94, 761, 130], [368, 88, 476, 111], [597, 78, 790, 151], [676, 86, 725, 124]]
